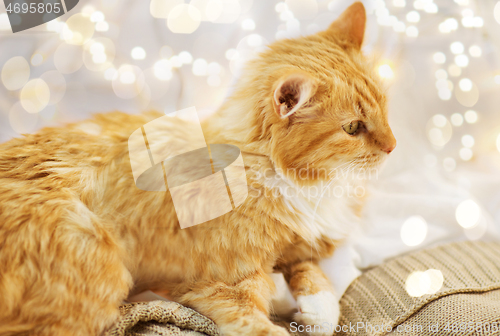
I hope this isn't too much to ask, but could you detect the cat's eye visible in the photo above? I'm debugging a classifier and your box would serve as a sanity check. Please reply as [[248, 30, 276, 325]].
[[343, 121, 360, 135]]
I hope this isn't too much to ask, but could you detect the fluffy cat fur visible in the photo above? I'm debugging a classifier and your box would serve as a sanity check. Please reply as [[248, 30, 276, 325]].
[[0, 3, 396, 336]]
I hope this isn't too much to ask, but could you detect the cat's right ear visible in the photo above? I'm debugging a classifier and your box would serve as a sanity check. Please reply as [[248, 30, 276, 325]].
[[273, 72, 317, 119], [325, 2, 366, 49]]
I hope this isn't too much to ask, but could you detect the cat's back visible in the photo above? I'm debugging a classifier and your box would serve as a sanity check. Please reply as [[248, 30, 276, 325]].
[[0, 111, 159, 181]]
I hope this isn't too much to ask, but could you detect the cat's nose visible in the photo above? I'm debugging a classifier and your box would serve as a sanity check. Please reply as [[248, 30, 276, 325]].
[[381, 136, 397, 154]]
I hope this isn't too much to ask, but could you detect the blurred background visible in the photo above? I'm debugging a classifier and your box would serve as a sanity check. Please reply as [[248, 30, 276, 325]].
[[1, 0, 500, 296]]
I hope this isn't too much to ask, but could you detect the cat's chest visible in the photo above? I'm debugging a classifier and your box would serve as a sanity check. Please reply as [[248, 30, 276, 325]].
[[263, 176, 363, 241]]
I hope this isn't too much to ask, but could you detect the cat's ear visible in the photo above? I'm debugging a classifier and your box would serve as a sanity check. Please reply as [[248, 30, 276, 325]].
[[273, 72, 317, 119], [326, 2, 366, 49]]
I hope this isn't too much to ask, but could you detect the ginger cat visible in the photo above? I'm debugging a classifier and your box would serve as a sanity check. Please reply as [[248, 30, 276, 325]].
[[0, 3, 396, 336]]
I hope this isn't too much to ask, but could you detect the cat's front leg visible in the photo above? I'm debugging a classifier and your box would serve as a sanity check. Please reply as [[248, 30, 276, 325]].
[[284, 260, 339, 336], [173, 270, 289, 336]]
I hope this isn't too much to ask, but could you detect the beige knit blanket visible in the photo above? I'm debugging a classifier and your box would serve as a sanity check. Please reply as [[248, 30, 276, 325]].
[[105, 241, 500, 336]]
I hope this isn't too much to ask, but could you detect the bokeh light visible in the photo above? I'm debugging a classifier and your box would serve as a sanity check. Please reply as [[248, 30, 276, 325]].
[[455, 54, 469, 67], [378, 64, 394, 79], [83, 38, 115, 72], [167, 4, 201, 34], [1, 56, 30, 91], [469, 45, 482, 57], [131, 47, 147, 60], [459, 147, 473, 161], [406, 11, 420, 22], [178, 51, 193, 64], [448, 64, 461, 77], [461, 134, 474, 148], [393, 0, 406, 7], [458, 78, 472, 91], [401, 216, 427, 246], [95, 21, 109, 31], [427, 115, 452, 146], [241, 18, 256, 31], [464, 110, 478, 123], [63, 14, 95, 45], [439, 18, 458, 33], [112, 65, 145, 99], [406, 269, 443, 297], [456, 200, 481, 228], [153, 59, 173, 81], [494, 2, 500, 24], [20, 79, 50, 114], [455, 82, 478, 107], [450, 41, 464, 54], [192, 58, 208, 76], [433, 52, 446, 64]]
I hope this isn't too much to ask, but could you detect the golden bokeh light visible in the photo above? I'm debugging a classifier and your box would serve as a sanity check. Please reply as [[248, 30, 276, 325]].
[[20, 79, 51, 114], [83, 38, 115, 72], [1, 56, 30, 91], [167, 4, 201, 34], [426, 114, 452, 147], [112, 65, 146, 99], [448, 64, 461, 77], [63, 14, 95, 45], [378, 64, 394, 79]]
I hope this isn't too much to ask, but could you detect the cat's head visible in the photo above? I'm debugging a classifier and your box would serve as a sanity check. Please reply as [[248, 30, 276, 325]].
[[244, 2, 396, 186]]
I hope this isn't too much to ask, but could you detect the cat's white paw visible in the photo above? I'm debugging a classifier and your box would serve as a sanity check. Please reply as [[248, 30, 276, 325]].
[[294, 291, 339, 336]]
